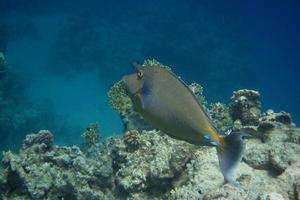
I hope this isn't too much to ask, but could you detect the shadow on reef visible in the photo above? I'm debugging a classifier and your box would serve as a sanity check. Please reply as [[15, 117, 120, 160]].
[[1, 60, 300, 200]]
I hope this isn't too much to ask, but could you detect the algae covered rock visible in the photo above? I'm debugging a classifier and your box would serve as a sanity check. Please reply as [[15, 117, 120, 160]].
[[243, 119, 300, 182], [23, 130, 54, 153], [269, 142, 300, 173], [1, 131, 114, 200], [189, 82, 208, 107], [243, 139, 270, 169], [113, 130, 197, 194], [209, 102, 233, 133], [169, 147, 224, 200], [108, 80, 133, 116], [229, 89, 261, 126], [2, 120, 300, 200]]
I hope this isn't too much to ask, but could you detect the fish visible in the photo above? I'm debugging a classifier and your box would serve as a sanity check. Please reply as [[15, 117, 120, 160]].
[[122, 62, 248, 184]]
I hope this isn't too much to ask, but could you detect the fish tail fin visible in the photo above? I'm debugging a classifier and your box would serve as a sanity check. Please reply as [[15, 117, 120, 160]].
[[216, 131, 249, 184]]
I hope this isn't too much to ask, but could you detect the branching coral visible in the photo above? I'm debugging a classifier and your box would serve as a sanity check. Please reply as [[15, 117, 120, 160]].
[[209, 102, 233, 133], [82, 123, 100, 147], [188, 82, 207, 107], [108, 80, 133, 116], [142, 59, 172, 71]]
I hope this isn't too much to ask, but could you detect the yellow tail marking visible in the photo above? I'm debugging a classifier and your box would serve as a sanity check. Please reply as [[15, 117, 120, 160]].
[[205, 127, 225, 151]]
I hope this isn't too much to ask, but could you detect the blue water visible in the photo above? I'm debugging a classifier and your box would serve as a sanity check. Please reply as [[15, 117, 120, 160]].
[[0, 0, 299, 149]]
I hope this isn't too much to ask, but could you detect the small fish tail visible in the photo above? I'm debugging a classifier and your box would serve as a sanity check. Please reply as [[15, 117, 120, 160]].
[[216, 131, 249, 184]]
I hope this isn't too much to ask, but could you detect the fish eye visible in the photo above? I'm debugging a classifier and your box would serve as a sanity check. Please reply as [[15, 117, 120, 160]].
[[137, 70, 144, 79]]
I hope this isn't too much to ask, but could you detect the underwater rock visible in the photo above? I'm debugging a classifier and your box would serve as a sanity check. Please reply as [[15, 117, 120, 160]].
[[257, 121, 276, 134], [124, 130, 141, 151], [258, 193, 285, 200], [1, 57, 300, 199], [269, 142, 300, 173], [243, 139, 270, 169], [23, 130, 54, 152], [229, 89, 261, 126], [243, 123, 300, 176], [1, 131, 114, 200], [1, 119, 300, 199], [169, 147, 224, 200], [209, 102, 233, 133], [113, 130, 196, 194], [275, 112, 292, 124], [288, 127, 300, 145], [260, 110, 293, 126]]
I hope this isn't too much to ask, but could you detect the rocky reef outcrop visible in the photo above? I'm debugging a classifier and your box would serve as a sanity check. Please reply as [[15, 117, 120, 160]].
[[1, 130, 115, 200], [1, 117, 299, 200], [1, 60, 300, 200]]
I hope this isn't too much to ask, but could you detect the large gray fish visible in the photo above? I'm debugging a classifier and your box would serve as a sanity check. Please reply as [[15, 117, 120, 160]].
[[123, 62, 248, 184]]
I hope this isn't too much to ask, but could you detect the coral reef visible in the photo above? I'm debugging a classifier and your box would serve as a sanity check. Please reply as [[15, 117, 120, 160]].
[[108, 80, 133, 116], [1, 60, 300, 199], [1, 115, 299, 199], [0, 131, 115, 200], [113, 130, 197, 196], [80, 123, 102, 157], [209, 102, 233, 133], [142, 59, 172, 72], [81, 123, 100, 147], [123, 130, 141, 151], [189, 82, 208, 107], [229, 89, 261, 126], [108, 79, 152, 132]]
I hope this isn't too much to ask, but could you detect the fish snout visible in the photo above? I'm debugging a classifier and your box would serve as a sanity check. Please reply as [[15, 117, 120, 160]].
[[122, 73, 143, 96]]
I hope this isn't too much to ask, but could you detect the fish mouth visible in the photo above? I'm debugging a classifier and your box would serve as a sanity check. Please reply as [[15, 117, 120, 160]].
[[122, 75, 129, 86]]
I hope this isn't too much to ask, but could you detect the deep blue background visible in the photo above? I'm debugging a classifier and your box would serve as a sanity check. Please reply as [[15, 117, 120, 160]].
[[0, 0, 299, 146]]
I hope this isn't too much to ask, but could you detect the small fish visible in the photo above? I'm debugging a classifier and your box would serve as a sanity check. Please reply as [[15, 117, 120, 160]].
[[123, 62, 248, 184]]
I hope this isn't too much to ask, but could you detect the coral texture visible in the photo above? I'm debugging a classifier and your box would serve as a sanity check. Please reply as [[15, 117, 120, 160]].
[[1, 60, 300, 200], [1, 118, 299, 199], [229, 89, 261, 126]]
